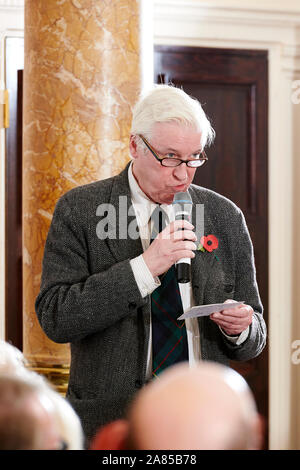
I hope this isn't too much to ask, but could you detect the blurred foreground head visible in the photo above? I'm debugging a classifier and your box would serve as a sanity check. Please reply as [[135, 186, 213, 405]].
[[0, 375, 62, 450], [91, 362, 263, 450], [129, 362, 263, 450], [0, 340, 84, 450]]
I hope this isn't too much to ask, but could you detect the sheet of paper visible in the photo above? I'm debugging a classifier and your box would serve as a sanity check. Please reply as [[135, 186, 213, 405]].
[[177, 301, 245, 320]]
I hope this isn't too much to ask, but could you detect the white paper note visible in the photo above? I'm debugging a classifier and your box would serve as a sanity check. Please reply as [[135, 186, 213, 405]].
[[177, 301, 245, 320]]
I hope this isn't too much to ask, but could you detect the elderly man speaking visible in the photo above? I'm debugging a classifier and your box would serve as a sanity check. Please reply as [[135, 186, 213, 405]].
[[36, 85, 266, 444]]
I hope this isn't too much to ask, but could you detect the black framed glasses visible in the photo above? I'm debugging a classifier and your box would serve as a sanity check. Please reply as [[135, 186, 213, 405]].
[[139, 134, 208, 168]]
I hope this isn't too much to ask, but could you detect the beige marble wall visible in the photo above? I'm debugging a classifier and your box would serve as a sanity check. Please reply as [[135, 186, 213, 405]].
[[23, 0, 142, 366]]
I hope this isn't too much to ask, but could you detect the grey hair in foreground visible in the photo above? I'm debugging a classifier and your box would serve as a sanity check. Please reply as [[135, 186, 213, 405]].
[[130, 84, 215, 149]]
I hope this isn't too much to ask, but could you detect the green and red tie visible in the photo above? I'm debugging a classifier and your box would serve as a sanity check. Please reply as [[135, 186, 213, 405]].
[[150, 205, 188, 378]]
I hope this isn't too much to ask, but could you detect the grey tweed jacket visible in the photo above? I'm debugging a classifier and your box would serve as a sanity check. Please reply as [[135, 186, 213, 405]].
[[35, 163, 266, 443]]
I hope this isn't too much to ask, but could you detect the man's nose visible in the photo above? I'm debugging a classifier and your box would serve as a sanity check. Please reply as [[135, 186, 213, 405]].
[[173, 163, 188, 181]]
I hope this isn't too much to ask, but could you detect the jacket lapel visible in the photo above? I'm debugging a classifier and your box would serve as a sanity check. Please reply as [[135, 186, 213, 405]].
[[189, 186, 216, 306], [106, 163, 144, 263]]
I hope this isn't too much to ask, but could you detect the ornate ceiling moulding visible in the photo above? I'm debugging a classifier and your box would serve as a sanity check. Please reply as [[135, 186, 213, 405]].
[[154, 0, 300, 28], [154, 0, 300, 74], [0, 0, 24, 9]]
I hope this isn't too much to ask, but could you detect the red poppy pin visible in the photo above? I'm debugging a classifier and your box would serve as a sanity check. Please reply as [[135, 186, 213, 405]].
[[198, 235, 219, 253], [198, 235, 219, 261]]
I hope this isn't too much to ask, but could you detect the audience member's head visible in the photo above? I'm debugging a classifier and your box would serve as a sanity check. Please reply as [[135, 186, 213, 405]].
[[0, 340, 84, 450], [0, 340, 28, 375], [0, 375, 62, 450], [46, 386, 84, 450], [90, 362, 263, 450]]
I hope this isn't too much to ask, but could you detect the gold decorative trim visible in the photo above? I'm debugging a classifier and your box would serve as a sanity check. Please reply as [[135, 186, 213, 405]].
[[0, 90, 9, 129], [3, 90, 9, 128], [27, 363, 70, 396]]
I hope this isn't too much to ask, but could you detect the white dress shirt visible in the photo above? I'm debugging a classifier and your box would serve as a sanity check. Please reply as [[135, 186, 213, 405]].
[[127, 162, 248, 380]]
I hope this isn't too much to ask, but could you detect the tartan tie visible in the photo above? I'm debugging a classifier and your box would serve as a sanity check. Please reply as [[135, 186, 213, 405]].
[[150, 205, 188, 378]]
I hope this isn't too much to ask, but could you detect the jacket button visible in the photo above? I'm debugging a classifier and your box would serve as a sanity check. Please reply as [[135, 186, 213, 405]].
[[129, 302, 137, 309], [224, 284, 234, 293]]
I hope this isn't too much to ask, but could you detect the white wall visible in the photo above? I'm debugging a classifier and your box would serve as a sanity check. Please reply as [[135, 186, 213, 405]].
[[0, 0, 24, 340], [153, 0, 300, 450]]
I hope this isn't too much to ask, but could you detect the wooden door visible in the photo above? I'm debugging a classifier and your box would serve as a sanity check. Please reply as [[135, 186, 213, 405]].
[[155, 46, 269, 446]]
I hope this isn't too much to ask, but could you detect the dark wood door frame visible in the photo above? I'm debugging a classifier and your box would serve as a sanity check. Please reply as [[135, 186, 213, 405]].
[[5, 37, 24, 350]]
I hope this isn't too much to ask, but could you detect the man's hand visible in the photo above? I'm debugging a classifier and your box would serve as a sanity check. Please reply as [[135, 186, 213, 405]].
[[142, 220, 197, 278], [210, 299, 253, 336]]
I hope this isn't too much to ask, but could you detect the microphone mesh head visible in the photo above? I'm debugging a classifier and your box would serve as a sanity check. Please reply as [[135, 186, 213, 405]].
[[172, 191, 193, 217]]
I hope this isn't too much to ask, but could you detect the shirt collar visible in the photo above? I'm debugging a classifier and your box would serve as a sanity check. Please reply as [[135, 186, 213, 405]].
[[128, 161, 174, 226]]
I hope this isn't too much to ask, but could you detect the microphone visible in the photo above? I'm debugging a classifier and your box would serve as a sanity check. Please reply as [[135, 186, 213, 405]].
[[172, 191, 193, 283]]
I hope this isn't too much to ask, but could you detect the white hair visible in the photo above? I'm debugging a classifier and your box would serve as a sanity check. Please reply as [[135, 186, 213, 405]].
[[131, 84, 215, 149], [0, 340, 28, 375]]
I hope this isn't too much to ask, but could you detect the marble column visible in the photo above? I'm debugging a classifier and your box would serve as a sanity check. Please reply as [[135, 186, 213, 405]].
[[23, 0, 143, 391]]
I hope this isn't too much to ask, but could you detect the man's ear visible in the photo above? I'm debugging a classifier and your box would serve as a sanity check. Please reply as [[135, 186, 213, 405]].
[[129, 135, 139, 159], [90, 419, 129, 450]]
